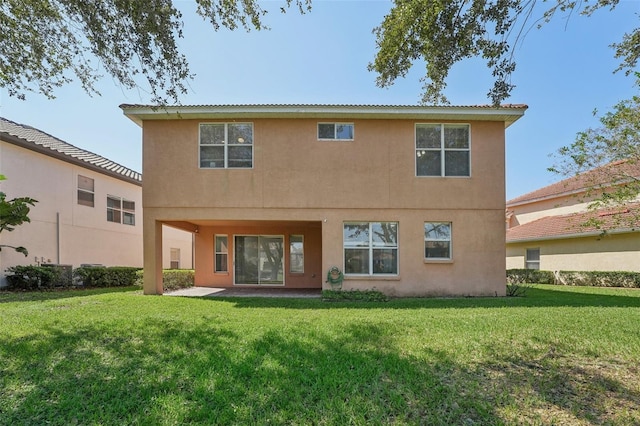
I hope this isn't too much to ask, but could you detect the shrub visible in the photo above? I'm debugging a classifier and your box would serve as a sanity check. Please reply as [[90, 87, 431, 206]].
[[322, 289, 389, 302], [162, 269, 195, 291], [554, 270, 640, 288], [506, 269, 640, 288], [74, 266, 140, 288], [5, 265, 68, 290], [506, 282, 530, 297], [506, 269, 555, 285]]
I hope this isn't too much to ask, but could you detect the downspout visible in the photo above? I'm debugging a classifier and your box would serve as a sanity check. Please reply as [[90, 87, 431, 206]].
[[56, 212, 61, 264]]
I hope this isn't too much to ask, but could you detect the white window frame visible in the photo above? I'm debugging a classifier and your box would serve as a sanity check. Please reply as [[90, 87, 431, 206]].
[[170, 248, 180, 269], [77, 175, 95, 207], [289, 235, 304, 274], [215, 235, 229, 273], [343, 222, 398, 276], [106, 195, 135, 226], [199, 122, 254, 169], [317, 123, 354, 141], [525, 248, 540, 270], [415, 123, 471, 177], [424, 222, 452, 261]]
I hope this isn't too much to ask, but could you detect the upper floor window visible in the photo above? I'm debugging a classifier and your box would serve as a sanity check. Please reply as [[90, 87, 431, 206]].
[[318, 123, 354, 140], [424, 222, 452, 260], [77, 175, 94, 207], [416, 124, 470, 177], [107, 195, 135, 226], [344, 222, 398, 275], [200, 123, 253, 168]]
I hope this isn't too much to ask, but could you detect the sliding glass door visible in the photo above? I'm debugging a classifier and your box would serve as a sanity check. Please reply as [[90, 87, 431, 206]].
[[234, 235, 284, 285]]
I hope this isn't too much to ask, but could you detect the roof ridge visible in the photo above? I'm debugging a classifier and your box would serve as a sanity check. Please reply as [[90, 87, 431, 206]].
[[507, 159, 640, 206]]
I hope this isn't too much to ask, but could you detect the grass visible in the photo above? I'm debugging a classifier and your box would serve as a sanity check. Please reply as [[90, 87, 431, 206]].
[[1, 285, 639, 425]]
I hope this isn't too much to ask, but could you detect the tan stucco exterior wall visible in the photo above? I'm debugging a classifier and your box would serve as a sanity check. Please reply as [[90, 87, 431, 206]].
[[139, 117, 510, 297], [506, 232, 640, 272]]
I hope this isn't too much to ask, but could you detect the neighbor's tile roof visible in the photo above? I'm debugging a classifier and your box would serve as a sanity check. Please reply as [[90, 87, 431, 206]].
[[0, 117, 141, 184], [506, 203, 640, 242], [507, 160, 640, 206]]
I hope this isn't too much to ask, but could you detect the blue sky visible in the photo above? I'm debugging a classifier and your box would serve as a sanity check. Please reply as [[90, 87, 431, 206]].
[[1, 0, 637, 200]]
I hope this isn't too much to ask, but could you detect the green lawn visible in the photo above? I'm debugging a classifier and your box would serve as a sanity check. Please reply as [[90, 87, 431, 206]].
[[1, 285, 639, 425]]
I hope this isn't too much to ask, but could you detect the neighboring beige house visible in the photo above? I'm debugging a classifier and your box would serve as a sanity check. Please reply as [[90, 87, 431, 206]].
[[0, 117, 192, 286], [506, 161, 640, 272], [121, 104, 527, 296]]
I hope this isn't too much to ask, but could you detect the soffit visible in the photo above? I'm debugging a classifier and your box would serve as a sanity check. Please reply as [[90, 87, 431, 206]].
[[120, 104, 527, 128]]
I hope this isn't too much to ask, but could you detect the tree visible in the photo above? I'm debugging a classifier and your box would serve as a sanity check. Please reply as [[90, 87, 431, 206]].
[[0, 175, 38, 256], [368, 0, 639, 105], [1, 0, 310, 104], [548, 90, 640, 231]]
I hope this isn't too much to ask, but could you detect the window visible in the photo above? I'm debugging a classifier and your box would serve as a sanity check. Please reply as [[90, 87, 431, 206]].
[[290, 235, 304, 273], [215, 235, 228, 272], [318, 123, 354, 140], [416, 124, 470, 177], [343, 222, 398, 275], [107, 196, 135, 225], [200, 123, 253, 168], [525, 248, 540, 270], [424, 222, 452, 260], [77, 175, 94, 207], [170, 248, 180, 269]]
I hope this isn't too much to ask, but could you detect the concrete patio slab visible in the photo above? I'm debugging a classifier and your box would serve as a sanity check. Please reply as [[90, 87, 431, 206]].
[[165, 287, 322, 298]]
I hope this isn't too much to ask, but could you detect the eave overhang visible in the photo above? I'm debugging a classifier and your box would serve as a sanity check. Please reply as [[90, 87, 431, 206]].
[[120, 104, 527, 128]]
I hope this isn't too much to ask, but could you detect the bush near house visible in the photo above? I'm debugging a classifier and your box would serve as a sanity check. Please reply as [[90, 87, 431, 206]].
[[161, 269, 195, 291], [74, 266, 140, 288], [4, 267, 195, 292], [507, 269, 640, 288], [4, 265, 69, 290]]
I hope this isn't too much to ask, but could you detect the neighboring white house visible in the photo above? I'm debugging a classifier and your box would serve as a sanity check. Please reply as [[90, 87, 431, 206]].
[[0, 117, 192, 286]]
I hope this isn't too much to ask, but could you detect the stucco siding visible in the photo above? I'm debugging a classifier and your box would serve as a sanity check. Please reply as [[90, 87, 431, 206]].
[[507, 232, 640, 272], [142, 119, 506, 211]]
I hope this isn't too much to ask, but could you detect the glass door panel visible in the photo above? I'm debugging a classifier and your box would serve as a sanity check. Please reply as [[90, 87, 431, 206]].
[[258, 236, 284, 284], [235, 236, 284, 285], [235, 236, 259, 284]]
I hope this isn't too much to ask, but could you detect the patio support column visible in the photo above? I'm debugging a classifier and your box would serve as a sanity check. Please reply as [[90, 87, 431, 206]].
[[143, 219, 164, 295], [321, 217, 342, 290]]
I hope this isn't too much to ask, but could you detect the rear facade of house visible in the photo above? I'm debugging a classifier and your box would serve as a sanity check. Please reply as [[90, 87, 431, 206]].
[[122, 104, 526, 296]]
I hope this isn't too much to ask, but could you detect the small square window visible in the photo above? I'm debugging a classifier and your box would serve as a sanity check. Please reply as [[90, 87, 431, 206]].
[[318, 123, 354, 140]]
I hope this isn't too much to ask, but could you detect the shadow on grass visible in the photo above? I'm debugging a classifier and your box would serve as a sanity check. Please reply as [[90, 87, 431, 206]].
[[1, 317, 638, 425], [0, 286, 140, 304], [204, 286, 640, 310]]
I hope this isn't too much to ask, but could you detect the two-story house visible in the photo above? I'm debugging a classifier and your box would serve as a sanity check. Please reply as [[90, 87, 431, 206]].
[[121, 104, 527, 297], [0, 117, 193, 286]]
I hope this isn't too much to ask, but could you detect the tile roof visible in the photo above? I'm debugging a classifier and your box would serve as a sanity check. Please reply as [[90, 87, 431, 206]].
[[0, 117, 141, 185], [507, 160, 640, 206], [506, 203, 640, 242]]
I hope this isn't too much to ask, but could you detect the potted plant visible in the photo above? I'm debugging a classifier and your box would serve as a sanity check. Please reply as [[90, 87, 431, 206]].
[[326, 266, 344, 291]]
